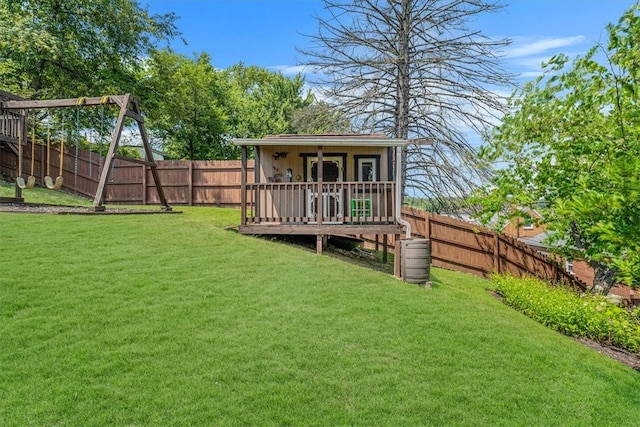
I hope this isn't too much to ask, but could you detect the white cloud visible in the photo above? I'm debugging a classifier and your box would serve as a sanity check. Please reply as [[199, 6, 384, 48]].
[[268, 64, 309, 75], [506, 36, 585, 58]]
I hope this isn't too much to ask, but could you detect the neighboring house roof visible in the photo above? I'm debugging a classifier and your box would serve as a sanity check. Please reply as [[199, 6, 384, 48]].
[[440, 209, 507, 230], [233, 133, 408, 147], [500, 206, 544, 232], [518, 231, 556, 253]]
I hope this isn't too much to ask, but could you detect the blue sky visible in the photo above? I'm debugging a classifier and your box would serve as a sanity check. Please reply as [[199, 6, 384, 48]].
[[145, 0, 636, 81]]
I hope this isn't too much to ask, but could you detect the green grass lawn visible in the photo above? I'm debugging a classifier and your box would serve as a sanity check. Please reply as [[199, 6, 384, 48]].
[[1, 185, 640, 425], [0, 182, 93, 206]]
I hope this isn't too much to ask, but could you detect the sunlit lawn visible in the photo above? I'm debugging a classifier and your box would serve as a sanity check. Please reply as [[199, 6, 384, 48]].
[[0, 181, 92, 206], [1, 184, 639, 425]]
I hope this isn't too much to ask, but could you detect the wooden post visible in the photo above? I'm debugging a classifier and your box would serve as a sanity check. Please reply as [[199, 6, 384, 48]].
[[94, 95, 130, 209], [394, 233, 401, 278], [14, 112, 26, 200], [254, 147, 260, 221], [240, 146, 247, 226], [382, 234, 388, 263], [14, 180, 22, 200], [317, 145, 323, 226], [131, 97, 170, 211], [317, 235, 323, 254]]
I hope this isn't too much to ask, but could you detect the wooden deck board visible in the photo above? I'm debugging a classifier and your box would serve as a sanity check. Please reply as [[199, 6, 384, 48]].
[[239, 223, 402, 236]]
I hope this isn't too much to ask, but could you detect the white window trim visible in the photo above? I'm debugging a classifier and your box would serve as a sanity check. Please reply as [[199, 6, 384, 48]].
[[565, 260, 574, 275], [356, 157, 378, 182]]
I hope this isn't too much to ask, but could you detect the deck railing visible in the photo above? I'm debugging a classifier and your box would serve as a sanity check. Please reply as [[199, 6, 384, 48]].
[[244, 181, 396, 225], [0, 90, 25, 143], [0, 113, 21, 142]]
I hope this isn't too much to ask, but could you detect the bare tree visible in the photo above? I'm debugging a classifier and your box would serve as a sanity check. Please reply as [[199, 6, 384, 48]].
[[291, 99, 353, 134], [301, 0, 512, 211]]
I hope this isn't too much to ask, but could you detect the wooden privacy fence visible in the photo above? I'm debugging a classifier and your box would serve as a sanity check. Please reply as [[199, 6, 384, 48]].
[[0, 143, 254, 207], [103, 159, 254, 206], [363, 207, 587, 291], [0, 146, 586, 290]]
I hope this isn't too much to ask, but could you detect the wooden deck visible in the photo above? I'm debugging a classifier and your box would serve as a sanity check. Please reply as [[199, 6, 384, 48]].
[[239, 223, 402, 236], [240, 181, 399, 235]]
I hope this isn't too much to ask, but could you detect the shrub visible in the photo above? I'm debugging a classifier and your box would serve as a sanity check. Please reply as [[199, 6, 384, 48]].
[[492, 274, 640, 354]]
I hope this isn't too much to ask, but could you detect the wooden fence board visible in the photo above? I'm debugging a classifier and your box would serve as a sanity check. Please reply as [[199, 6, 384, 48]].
[[0, 143, 254, 207], [362, 208, 587, 291], [0, 142, 587, 291]]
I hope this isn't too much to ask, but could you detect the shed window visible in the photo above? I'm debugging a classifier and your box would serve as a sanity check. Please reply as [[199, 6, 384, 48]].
[[355, 155, 380, 181], [522, 215, 535, 230], [565, 260, 574, 275]]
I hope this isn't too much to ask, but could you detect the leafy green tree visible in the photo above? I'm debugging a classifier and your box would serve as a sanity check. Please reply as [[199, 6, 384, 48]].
[[143, 57, 314, 159], [0, 0, 179, 98], [475, 4, 640, 294], [143, 50, 232, 160], [225, 63, 312, 138]]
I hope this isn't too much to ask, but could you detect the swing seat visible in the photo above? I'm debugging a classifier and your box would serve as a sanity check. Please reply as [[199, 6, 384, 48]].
[[25, 175, 36, 189], [44, 175, 55, 189], [16, 176, 26, 189], [53, 176, 64, 190]]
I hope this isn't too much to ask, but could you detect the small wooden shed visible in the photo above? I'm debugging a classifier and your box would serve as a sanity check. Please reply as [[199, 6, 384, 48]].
[[233, 134, 410, 276]]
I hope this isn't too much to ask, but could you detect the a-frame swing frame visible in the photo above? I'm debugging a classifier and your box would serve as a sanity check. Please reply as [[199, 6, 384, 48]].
[[2, 94, 171, 211]]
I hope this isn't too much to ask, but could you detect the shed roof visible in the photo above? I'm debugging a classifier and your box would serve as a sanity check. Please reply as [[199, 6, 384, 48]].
[[233, 133, 408, 147]]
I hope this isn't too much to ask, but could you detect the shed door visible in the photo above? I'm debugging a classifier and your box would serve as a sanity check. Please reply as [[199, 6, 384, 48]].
[[306, 156, 344, 182]]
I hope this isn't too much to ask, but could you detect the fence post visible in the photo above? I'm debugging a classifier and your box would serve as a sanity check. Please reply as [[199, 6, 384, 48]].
[[141, 164, 147, 205], [188, 161, 193, 206], [493, 232, 500, 274]]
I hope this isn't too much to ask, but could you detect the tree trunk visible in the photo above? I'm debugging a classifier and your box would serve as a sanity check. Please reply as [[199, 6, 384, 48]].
[[569, 221, 617, 295], [395, 0, 411, 204], [589, 260, 618, 296]]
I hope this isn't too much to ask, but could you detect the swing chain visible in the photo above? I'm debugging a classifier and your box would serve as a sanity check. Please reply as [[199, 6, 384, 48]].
[[74, 105, 80, 188]]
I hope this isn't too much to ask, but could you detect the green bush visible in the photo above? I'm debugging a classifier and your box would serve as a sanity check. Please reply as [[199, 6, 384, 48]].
[[492, 274, 640, 354]]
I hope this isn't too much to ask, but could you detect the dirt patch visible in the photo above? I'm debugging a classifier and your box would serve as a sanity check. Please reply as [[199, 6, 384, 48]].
[[326, 246, 394, 274], [0, 202, 179, 215], [262, 234, 394, 274]]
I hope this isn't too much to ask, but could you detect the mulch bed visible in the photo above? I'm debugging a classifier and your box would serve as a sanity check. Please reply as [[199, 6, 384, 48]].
[[575, 337, 640, 372], [0, 202, 180, 215]]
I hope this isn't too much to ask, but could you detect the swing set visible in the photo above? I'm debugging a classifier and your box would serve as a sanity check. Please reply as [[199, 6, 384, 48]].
[[2, 94, 170, 211], [15, 112, 64, 191]]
